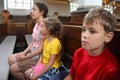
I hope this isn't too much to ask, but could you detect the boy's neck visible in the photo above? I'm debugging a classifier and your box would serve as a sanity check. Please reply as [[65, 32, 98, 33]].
[[87, 47, 105, 56]]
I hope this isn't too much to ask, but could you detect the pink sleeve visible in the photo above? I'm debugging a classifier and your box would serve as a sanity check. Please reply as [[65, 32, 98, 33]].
[[33, 62, 45, 74]]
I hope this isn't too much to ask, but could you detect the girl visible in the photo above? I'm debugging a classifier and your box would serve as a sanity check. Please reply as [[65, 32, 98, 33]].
[[8, 2, 48, 80], [25, 17, 62, 80]]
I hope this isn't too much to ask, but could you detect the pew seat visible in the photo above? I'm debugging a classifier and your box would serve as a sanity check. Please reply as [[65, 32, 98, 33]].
[[25, 34, 32, 45], [0, 36, 16, 80]]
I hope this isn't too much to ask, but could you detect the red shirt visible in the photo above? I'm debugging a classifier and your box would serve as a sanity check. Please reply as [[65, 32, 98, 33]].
[[70, 48, 120, 80]]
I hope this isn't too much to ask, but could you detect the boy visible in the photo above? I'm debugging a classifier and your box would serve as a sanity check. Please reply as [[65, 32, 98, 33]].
[[51, 8, 120, 80]]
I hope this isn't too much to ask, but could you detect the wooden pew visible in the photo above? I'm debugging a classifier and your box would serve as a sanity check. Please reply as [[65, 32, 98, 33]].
[[24, 25, 83, 69], [0, 36, 16, 80], [62, 22, 82, 26], [108, 29, 120, 62], [0, 23, 7, 36], [61, 25, 120, 69], [0, 36, 6, 44], [61, 25, 82, 68], [24, 25, 120, 69]]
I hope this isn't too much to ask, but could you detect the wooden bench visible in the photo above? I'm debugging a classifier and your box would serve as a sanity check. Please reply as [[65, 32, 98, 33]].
[[0, 23, 7, 36], [0, 36, 16, 80], [61, 25, 120, 69], [25, 25, 120, 70], [24, 25, 83, 69], [61, 25, 82, 68], [108, 29, 120, 62], [62, 22, 82, 26]]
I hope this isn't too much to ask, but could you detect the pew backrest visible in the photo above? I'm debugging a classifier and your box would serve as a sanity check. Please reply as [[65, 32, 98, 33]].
[[61, 25, 82, 68], [108, 29, 120, 62]]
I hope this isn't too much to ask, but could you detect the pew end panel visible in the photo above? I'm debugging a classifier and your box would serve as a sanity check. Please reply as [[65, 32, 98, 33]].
[[108, 30, 120, 62], [61, 25, 82, 68], [0, 23, 7, 36]]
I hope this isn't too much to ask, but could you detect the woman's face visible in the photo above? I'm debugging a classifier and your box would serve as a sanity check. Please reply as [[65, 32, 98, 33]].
[[30, 4, 42, 20]]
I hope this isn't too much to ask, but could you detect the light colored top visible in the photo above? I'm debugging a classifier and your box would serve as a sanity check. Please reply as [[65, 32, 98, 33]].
[[31, 23, 44, 60], [32, 23, 43, 48]]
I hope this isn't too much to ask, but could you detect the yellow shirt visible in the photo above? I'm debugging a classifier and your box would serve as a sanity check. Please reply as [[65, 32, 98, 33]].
[[42, 38, 61, 68]]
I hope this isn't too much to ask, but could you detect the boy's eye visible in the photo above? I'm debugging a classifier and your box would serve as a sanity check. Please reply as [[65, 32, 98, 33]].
[[89, 30, 97, 34]]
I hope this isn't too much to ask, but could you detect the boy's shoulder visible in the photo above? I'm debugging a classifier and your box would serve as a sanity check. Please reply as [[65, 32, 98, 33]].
[[74, 48, 87, 56], [104, 63, 120, 80], [75, 47, 85, 53], [101, 49, 120, 74]]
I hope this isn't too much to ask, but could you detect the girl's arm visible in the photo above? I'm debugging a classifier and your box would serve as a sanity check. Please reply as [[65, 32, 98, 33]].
[[38, 54, 56, 75], [64, 73, 73, 80], [31, 54, 57, 80], [37, 54, 43, 63]]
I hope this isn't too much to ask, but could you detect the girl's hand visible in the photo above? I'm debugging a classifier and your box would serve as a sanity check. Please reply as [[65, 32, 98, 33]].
[[30, 73, 39, 80]]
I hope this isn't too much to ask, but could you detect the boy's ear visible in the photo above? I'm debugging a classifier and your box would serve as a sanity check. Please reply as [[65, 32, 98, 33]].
[[104, 32, 114, 43]]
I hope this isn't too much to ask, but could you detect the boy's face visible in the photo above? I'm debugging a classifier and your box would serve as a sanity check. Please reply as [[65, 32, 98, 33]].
[[81, 21, 113, 52]]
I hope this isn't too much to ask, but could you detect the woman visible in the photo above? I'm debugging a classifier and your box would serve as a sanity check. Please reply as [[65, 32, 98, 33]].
[[8, 2, 48, 80]]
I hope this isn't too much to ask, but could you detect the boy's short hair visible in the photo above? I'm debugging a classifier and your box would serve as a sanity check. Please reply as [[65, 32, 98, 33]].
[[83, 8, 117, 32]]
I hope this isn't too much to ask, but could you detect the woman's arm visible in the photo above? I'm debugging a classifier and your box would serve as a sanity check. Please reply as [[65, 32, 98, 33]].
[[15, 43, 33, 60], [18, 39, 44, 60], [23, 43, 32, 55]]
